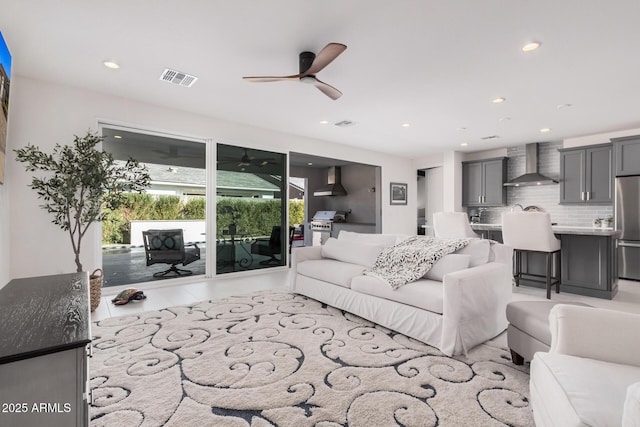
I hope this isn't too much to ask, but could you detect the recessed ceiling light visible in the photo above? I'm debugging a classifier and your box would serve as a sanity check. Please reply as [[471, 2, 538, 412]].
[[307, 162, 313, 166], [103, 60, 120, 69], [401, 123, 411, 128], [319, 120, 329, 125], [461, 142, 469, 147], [540, 127, 551, 133], [113, 135, 122, 139], [492, 97, 506, 104], [522, 42, 541, 52]]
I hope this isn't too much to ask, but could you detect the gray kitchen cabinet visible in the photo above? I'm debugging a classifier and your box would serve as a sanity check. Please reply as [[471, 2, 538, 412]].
[[472, 224, 620, 299], [612, 135, 640, 176], [559, 143, 613, 204], [517, 234, 618, 299], [462, 158, 507, 207], [560, 234, 618, 299]]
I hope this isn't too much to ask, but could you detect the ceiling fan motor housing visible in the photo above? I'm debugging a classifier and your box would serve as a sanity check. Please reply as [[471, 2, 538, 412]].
[[299, 51, 316, 74]]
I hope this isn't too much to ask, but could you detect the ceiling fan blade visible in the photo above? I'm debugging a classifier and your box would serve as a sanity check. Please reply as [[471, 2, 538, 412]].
[[313, 78, 342, 100], [243, 74, 300, 83], [304, 43, 347, 75]]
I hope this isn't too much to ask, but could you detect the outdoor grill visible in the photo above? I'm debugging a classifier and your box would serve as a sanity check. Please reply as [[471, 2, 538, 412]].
[[310, 210, 347, 232]]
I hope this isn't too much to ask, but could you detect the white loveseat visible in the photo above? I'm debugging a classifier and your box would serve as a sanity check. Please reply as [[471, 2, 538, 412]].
[[289, 231, 514, 356], [531, 304, 640, 427]]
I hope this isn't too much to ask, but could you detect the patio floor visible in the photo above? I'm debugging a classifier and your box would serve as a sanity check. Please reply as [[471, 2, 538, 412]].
[[102, 243, 287, 287]]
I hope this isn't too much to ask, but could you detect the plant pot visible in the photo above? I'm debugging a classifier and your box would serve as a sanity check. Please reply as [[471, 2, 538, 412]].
[[90, 268, 103, 311]]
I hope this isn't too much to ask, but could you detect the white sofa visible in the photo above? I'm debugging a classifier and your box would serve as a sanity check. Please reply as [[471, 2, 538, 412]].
[[531, 304, 640, 427], [289, 231, 514, 356]]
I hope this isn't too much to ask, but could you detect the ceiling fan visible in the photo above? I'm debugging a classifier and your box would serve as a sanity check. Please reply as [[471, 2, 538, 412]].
[[243, 43, 347, 100], [218, 148, 276, 169]]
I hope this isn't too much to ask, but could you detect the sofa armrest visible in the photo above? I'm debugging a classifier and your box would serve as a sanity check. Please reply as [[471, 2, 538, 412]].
[[550, 305, 640, 367], [289, 246, 323, 291], [488, 242, 514, 265], [623, 382, 640, 427], [440, 261, 513, 355]]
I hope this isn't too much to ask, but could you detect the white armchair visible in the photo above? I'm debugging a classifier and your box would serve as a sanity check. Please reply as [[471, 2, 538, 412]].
[[530, 304, 640, 427]]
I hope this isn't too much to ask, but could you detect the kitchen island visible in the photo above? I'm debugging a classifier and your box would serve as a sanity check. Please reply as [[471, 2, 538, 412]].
[[471, 223, 621, 299]]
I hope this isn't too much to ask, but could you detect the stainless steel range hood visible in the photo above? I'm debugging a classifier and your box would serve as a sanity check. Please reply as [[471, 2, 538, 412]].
[[313, 166, 347, 196], [504, 143, 558, 187]]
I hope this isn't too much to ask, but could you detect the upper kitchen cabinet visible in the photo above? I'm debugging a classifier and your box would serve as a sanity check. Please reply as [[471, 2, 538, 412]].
[[559, 143, 613, 204], [462, 158, 507, 207], [612, 135, 640, 176]]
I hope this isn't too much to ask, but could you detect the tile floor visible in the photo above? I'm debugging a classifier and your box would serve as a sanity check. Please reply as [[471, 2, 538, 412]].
[[92, 269, 289, 321], [92, 269, 640, 322]]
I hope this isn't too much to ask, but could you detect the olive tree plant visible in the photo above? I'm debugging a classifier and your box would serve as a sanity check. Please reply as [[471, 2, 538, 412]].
[[14, 131, 150, 272]]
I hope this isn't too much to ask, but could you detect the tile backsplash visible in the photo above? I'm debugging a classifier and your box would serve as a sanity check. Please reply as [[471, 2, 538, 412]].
[[469, 141, 613, 227]]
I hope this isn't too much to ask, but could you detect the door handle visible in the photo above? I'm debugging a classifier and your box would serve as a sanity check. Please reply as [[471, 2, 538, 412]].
[[478, 196, 482, 203], [618, 241, 640, 248], [580, 192, 584, 200], [586, 191, 591, 200]]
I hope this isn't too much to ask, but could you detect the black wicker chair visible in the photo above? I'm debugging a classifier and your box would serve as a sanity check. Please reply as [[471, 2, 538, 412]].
[[251, 226, 294, 265], [142, 229, 200, 277]]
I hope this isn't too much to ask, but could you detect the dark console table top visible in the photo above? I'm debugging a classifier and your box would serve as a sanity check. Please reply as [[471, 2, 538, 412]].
[[0, 272, 91, 364]]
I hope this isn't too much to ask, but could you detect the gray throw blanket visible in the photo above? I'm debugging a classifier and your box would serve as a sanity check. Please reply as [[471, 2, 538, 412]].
[[364, 236, 470, 289]]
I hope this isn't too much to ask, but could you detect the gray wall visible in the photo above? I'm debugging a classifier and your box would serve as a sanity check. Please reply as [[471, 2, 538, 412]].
[[324, 164, 377, 224], [472, 141, 613, 227]]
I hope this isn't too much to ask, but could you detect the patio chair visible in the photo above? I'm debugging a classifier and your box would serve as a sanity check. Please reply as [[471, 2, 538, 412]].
[[142, 229, 201, 277], [251, 226, 295, 265]]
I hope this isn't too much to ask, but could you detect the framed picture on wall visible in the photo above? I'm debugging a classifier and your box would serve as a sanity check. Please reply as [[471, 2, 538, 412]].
[[390, 182, 407, 205]]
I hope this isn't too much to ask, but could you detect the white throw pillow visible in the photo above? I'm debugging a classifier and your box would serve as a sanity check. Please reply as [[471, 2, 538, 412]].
[[321, 237, 386, 267], [337, 230, 399, 247], [424, 254, 471, 281], [455, 239, 490, 267]]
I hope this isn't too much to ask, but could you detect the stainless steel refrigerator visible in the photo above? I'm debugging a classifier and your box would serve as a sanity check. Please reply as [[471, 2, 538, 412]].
[[616, 176, 640, 280]]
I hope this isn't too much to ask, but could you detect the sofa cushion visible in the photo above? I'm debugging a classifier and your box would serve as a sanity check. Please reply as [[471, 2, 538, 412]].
[[321, 237, 385, 268], [337, 230, 400, 247], [296, 259, 366, 288], [423, 254, 471, 281], [532, 352, 640, 427], [455, 239, 490, 267], [351, 275, 444, 314]]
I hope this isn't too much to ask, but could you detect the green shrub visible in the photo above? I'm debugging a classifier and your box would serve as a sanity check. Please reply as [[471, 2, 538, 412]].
[[102, 194, 299, 244], [289, 200, 304, 226], [152, 195, 182, 220], [183, 198, 206, 219], [216, 197, 281, 237]]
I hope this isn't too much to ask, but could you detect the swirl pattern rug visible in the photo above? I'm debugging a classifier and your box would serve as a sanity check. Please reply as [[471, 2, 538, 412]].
[[90, 291, 534, 426]]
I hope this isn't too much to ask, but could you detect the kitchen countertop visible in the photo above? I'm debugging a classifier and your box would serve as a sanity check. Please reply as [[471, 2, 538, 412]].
[[470, 223, 621, 237]]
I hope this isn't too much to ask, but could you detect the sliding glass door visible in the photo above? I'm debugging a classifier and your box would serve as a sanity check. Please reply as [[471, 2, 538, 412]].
[[101, 127, 207, 287], [216, 143, 288, 274]]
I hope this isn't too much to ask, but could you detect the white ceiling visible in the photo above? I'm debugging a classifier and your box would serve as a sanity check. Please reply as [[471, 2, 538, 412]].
[[2, 1, 640, 158]]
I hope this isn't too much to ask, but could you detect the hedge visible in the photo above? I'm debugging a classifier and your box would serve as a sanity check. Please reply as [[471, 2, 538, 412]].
[[102, 194, 304, 244]]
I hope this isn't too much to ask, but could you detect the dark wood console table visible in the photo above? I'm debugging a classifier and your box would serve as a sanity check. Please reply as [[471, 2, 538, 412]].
[[0, 272, 91, 427]]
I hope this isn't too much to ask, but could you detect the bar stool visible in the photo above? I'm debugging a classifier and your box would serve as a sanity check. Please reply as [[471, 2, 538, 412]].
[[501, 212, 561, 299], [433, 211, 480, 238]]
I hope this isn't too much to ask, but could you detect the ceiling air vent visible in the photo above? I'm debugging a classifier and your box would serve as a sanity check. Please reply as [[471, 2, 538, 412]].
[[334, 120, 356, 127], [160, 68, 198, 88], [480, 135, 500, 140]]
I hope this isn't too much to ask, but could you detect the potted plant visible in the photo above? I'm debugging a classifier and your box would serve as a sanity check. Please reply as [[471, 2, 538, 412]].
[[15, 131, 150, 310]]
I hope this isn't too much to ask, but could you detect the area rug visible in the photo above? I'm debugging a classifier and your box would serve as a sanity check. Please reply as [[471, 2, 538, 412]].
[[90, 291, 534, 426]]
